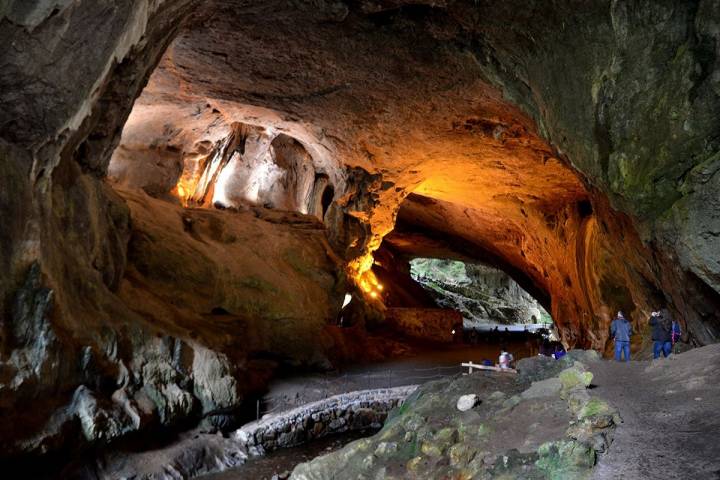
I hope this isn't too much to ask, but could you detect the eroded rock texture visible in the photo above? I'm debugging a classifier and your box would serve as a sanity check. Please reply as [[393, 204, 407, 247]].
[[1, 0, 720, 466], [121, 0, 720, 349], [291, 352, 617, 480]]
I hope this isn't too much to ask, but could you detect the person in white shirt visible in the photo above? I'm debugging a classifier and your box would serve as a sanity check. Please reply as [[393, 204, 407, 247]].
[[498, 348, 514, 369]]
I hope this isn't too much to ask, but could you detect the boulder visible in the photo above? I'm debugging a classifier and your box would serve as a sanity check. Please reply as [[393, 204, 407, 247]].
[[456, 394, 479, 412]]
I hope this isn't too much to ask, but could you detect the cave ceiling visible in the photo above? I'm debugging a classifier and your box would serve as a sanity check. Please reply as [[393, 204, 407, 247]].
[[104, 0, 720, 346], [121, 0, 589, 269]]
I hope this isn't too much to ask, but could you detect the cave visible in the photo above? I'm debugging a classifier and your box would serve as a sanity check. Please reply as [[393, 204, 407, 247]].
[[2, 1, 720, 478]]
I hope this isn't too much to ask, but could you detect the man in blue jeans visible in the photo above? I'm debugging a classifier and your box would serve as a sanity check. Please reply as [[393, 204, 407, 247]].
[[610, 311, 632, 361], [649, 310, 673, 358]]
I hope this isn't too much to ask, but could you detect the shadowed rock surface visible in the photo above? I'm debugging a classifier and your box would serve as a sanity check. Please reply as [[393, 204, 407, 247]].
[[290, 346, 720, 479]]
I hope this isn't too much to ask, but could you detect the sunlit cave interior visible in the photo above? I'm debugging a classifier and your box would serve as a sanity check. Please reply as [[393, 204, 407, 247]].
[[2, 2, 720, 479]]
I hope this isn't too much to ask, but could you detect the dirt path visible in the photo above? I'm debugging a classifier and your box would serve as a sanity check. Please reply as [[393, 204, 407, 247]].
[[259, 343, 531, 415], [589, 344, 720, 479]]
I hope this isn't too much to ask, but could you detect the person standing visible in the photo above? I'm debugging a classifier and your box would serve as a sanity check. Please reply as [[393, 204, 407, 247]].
[[610, 311, 632, 362], [649, 310, 673, 359], [671, 316, 682, 354]]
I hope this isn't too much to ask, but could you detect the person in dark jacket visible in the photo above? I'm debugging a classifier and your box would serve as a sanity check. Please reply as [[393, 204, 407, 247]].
[[649, 310, 672, 359], [610, 311, 632, 362]]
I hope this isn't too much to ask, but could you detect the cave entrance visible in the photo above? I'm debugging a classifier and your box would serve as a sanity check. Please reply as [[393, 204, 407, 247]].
[[366, 186, 566, 357], [367, 239, 557, 358], [409, 258, 552, 327]]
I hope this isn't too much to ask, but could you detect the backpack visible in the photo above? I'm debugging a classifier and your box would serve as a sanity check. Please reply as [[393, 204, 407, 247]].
[[671, 322, 682, 343]]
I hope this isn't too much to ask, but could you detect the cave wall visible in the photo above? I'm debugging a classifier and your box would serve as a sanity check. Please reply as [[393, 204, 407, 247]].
[[389, 190, 680, 353], [459, 0, 720, 343], [1, 0, 204, 460], [0, 0, 353, 463]]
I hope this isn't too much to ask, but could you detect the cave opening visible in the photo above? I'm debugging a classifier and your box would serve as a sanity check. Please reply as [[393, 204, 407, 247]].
[[408, 257, 553, 329]]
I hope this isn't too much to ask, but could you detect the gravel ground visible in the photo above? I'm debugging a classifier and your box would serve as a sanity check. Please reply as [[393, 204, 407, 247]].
[[590, 344, 720, 480]]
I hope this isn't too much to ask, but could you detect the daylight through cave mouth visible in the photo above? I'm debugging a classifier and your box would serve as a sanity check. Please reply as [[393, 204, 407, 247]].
[[408, 258, 552, 327]]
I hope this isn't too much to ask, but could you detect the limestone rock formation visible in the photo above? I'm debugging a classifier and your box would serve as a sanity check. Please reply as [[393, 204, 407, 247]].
[[455, 393, 479, 411], [290, 354, 617, 479]]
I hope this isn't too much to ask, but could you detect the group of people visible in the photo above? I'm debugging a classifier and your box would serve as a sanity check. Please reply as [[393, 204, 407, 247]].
[[610, 309, 682, 362], [480, 309, 682, 368], [474, 308, 683, 368]]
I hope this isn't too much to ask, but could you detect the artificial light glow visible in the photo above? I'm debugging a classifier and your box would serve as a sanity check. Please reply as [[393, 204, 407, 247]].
[[174, 178, 196, 207], [349, 253, 385, 304], [212, 160, 233, 207], [342, 293, 352, 308], [452, 329, 456, 335]]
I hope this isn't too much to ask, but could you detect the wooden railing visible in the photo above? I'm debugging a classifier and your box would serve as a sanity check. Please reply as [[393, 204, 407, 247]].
[[461, 361, 517, 374]]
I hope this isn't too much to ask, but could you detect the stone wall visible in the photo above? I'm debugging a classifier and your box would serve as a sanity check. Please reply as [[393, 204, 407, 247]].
[[384, 308, 463, 343], [234, 386, 418, 455]]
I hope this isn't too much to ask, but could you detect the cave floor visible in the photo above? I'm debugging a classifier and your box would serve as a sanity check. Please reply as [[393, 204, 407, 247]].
[[589, 344, 720, 480], [66, 344, 720, 479], [260, 341, 534, 414]]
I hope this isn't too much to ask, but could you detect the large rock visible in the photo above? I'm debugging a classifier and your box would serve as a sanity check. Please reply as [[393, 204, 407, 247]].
[[456, 394, 479, 411]]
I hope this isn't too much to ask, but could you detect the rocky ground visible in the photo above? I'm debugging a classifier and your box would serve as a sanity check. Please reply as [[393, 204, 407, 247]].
[[202, 430, 376, 480], [24, 344, 720, 479], [590, 345, 720, 479], [290, 345, 720, 479], [291, 351, 616, 479], [53, 344, 533, 479], [259, 344, 534, 413]]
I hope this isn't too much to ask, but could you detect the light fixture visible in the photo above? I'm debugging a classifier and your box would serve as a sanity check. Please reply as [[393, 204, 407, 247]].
[[342, 293, 352, 309]]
